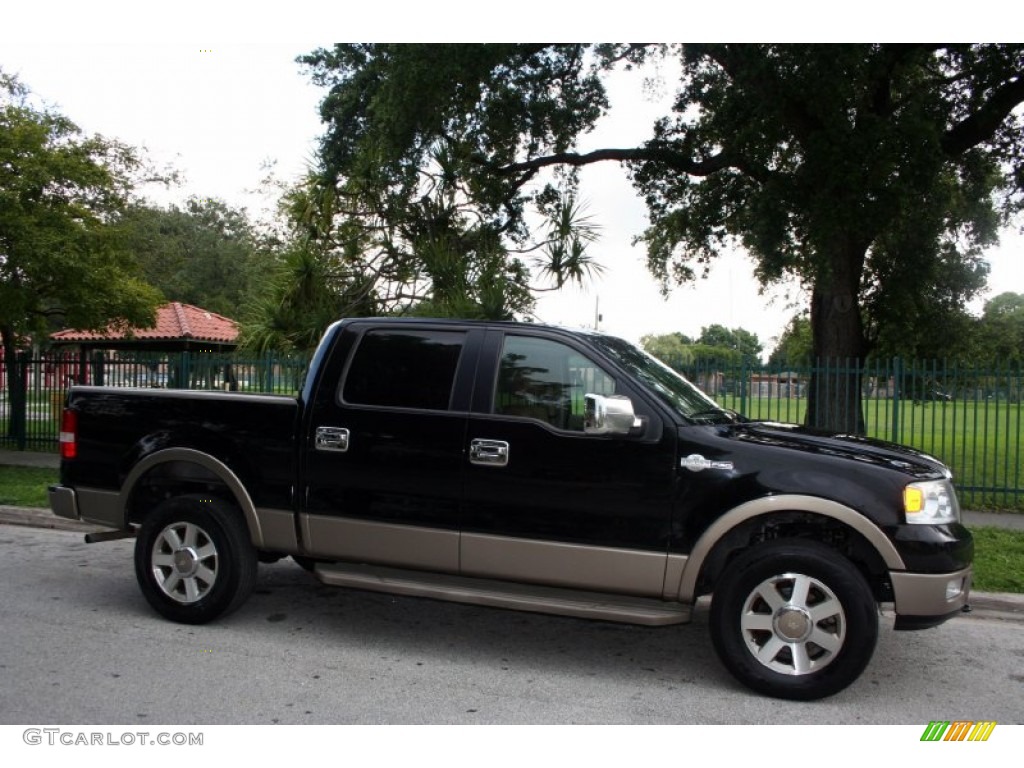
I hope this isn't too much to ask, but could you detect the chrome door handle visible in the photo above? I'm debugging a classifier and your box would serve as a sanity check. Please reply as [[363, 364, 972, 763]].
[[469, 439, 509, 467], [315, 426, 350, 452]]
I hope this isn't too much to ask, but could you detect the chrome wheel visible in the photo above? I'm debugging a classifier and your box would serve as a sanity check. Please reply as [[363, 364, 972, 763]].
[[135, 496, 258, 624], [710, 539, 878, 700], [739, 572, 846, 675], [151, 521, 219, 604]]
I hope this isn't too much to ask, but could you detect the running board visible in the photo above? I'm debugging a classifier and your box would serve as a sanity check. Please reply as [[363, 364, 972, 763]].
[[314, 562, 691, 626]]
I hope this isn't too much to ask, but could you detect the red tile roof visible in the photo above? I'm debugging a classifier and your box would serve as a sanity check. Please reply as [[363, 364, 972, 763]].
[[51, 303, 239, 344]]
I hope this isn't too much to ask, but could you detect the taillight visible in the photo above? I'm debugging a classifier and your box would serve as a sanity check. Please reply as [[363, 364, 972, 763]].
[[60, 408, 77, 460]]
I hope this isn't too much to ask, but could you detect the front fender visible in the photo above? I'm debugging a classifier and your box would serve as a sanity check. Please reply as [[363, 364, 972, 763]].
[[666, 494, 905, 603]]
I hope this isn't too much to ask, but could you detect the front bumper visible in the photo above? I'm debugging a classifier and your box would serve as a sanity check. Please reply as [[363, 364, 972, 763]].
[[890, 566, 972, 630]]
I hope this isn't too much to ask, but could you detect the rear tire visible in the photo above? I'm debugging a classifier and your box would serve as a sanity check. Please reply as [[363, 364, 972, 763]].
[[134, 496, 257, 624], [709, 539, 878, 700]]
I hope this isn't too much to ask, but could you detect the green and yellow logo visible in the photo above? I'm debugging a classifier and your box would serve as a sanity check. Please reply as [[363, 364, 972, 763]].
[[921, 721, 997, 742]]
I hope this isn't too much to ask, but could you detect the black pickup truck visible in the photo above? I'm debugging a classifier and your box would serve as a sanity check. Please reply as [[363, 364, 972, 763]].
[[49, 317, 973, 700]]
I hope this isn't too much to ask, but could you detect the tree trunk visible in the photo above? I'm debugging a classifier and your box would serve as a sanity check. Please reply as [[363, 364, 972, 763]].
[[805, 245, 869, 435]]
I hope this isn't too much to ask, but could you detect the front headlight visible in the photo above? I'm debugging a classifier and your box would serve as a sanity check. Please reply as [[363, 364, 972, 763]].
[[903, 479, 960, 525]]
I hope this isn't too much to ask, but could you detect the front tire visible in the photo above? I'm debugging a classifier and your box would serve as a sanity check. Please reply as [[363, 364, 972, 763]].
[[709, 539, 878, 700], [134, 496, 258, 624]]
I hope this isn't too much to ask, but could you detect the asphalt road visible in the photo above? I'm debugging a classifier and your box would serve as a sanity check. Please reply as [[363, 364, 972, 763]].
[[0, 525, 1021, 725]]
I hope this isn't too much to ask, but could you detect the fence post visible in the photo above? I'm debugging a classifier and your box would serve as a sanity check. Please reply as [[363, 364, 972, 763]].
[[92, 350, 105, 387], [740, 359, 748, 417], [890, 357, 901, 445], [11, 352, 29, 450]]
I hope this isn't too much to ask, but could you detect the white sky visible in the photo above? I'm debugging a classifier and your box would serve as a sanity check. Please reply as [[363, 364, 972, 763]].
[[4, 9, 1022, 355]]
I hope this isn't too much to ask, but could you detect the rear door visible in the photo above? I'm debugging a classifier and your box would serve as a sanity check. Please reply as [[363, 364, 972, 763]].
[[302, 322, 481, 573], [460, 329, 677, 597]]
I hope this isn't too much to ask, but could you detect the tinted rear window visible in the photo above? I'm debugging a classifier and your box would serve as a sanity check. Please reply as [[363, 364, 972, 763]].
[[342, 330, 465, 411]]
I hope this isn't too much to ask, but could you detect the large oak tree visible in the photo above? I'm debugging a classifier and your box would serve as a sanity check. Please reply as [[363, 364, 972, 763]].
[[300, 44, 1024, 432]]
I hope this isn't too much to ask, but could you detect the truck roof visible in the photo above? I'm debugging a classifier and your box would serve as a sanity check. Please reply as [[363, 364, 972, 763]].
[[332, 316, 611, 339]]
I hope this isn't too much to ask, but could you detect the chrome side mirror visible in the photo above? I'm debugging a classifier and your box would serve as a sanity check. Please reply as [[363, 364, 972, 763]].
[[584, 394, 639, 435]]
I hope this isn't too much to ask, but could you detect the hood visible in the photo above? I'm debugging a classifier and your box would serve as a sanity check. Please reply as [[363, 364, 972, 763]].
[[721, 421, 949, 480]]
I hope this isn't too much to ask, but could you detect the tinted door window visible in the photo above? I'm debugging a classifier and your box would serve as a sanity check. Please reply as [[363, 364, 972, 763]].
[[496, 335, 616, 431], [343, 330, 465, 411]]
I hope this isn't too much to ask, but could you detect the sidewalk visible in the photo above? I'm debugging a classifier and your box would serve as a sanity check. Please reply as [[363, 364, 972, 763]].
[[0, 449, 59, 469]]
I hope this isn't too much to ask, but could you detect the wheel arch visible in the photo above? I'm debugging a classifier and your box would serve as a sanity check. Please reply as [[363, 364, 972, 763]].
[[121, 448, 265, 548], [672, 494, 905, 604]]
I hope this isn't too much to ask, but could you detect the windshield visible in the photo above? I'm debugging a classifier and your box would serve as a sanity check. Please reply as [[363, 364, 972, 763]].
[[590, 334, 737, 424]]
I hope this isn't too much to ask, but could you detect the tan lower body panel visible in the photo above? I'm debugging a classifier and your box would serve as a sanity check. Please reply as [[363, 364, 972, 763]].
[[460, 532, 670, 598], [891, 567, 972, 616], [315, 562, 691, 626], [75, 487, 123, 528], [49, 485, 80, 521], [299, 514, 460, 573], [255, 508, 299, 552]]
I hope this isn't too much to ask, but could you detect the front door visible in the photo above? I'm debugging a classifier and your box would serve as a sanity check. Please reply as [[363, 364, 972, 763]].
[[460, 330, 677, 597]]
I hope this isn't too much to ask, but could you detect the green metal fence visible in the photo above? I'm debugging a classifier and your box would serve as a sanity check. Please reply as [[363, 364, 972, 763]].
[[2, 352, 1022, 511], [0, 350, 309, 451], [682, 357, 1023, 511]]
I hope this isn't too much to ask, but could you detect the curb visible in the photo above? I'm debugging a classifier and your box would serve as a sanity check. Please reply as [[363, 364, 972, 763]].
[[960, 596, 1024, 623], [0, 504, 103, 533], [2, 504, 1022, 622]]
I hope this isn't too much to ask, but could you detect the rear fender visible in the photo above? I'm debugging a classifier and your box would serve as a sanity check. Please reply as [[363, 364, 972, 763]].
[[121, 448, 265, 547]]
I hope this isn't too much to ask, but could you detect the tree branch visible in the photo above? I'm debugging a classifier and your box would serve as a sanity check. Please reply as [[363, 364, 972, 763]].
[[942, 73, 1024, 156], [489, 145, 769, 182], [599, 44, 654, 67], [864, 44, 938, 117]]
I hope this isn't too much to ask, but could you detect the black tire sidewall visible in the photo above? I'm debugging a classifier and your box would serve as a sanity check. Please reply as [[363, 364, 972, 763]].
[[134, 496, 256, 624], [710, 540, 879, 701]]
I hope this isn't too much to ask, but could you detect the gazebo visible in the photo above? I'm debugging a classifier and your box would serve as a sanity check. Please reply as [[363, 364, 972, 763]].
[[50, 302, 240, 389]]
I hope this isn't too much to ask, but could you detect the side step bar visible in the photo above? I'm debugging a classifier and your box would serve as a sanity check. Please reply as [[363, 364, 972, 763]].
[[314, 562, 691, 626]]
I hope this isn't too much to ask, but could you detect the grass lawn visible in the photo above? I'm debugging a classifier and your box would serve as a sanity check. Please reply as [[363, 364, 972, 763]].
[[969, 527, 1024, 594], [0, 464, 1020, 593], [0, 465, 56, 508]]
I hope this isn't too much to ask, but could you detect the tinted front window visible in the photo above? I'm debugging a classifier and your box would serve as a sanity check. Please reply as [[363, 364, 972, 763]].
[[589, 333, 730, 422], [495, 335, 616, 431], [343, 330, 465, 411]]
